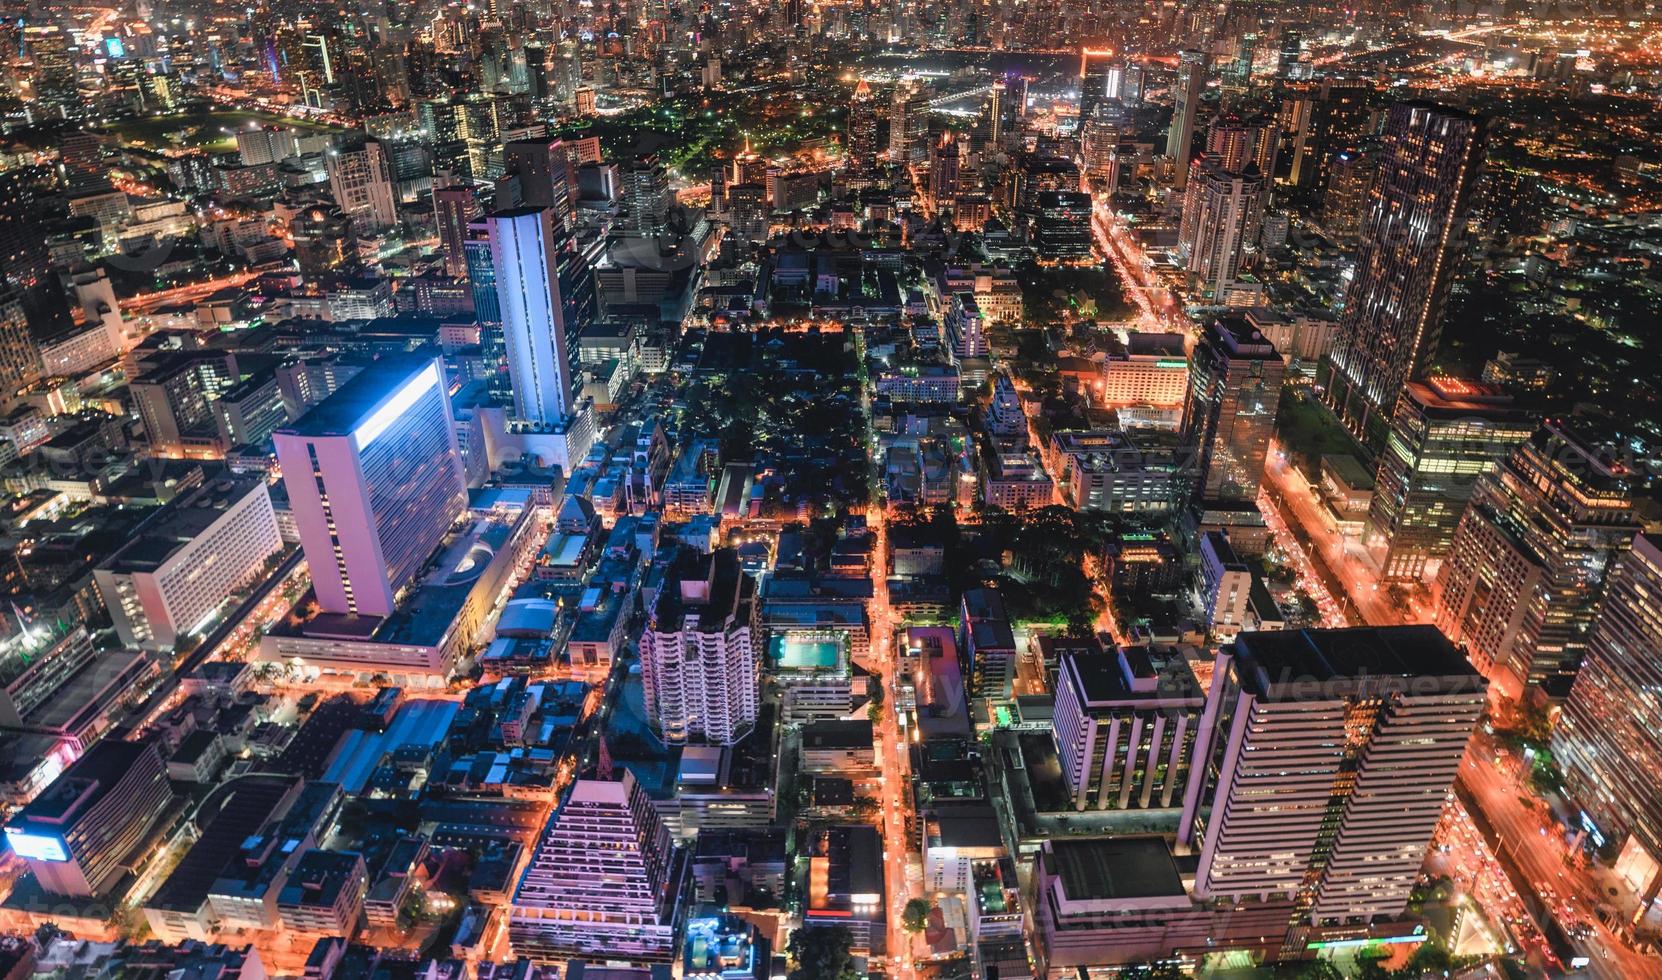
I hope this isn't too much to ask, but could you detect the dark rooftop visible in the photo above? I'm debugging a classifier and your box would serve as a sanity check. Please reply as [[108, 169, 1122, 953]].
[[1047, 836, 1185, 901]]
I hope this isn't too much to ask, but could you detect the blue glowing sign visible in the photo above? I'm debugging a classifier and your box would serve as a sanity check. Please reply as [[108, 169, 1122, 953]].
[[6, 827, 69, 862], [104, 37, 125, 58]]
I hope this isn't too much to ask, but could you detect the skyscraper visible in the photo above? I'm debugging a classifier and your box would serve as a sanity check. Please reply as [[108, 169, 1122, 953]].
[[1182, 317, 1284, 504], [273, 354, 467, 619], [503, 138, 574, 226], [1367, 377, 1533, 582], [640, 548, 759, 745], [847, 78, 880, 171], [1166, 50, 1206, 190], [1052, 647, 1204, 812], [1078, 47, 1116, 124], [488, 208, 575, 426], [1177, 160, 1265, 298], [1183, 626, 1485, 933], [928, 132, 961, 211], [1325, 102, 1487, 446], [509, 773, 689, 965], [1554, 534, 1662, 886], [623, 155, 673, 236], [326, 135, 399, 231], [1321, 147, 1376, 247], [434, 183, 480, 278], [1435, 419, 1641, 697], [889, 82, 928, 163]]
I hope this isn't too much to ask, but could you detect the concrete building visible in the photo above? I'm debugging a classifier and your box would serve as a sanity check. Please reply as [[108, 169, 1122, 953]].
[[273, 354, 468, 619], [639, 548, 759, 746], [1183, 627, 1485, 933], [94, 475, 283, 651], [509, 773, 689, 966], [1182, 317, 1283, 505], [1052, 648, 1204, 811]]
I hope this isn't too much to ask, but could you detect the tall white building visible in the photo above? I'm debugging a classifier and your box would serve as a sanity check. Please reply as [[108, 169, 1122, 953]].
[[488, 207, 575, 426], [509, 773, 688, 966], [1182, 626, 1485, 932], [273, 354, 467, 618], [95, 475, 283, 651], [1178, 160, 1265, 299], [325, 136, 398, 231], [640, 548, 759, 745]]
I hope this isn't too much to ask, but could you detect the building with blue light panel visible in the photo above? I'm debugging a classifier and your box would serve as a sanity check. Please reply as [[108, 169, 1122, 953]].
[[4, 739, 173, 898], [273, 353, 467, 620]]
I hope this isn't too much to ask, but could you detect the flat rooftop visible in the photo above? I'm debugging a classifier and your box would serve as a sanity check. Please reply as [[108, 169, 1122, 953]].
[[1232, 625, 1483, 698], [279, 352, 438, 439], [1047, 836, 1184, 902]]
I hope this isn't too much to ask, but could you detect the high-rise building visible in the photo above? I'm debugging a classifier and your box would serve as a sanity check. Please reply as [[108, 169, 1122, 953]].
[[1079, 47, 1116, 124], [1052, 647, 1204, 811], [434, 183, 480, 278], [273, 354, 467, 619], [4, 739, 174, 898], [24, 26, 81, 121], [1325, 102, 1486, 446], [1032, 190, 1094, 263], [1166, 50, 1206, 189], [503, 138, 574, 226], [1182, 317, 1284, 504], [1177, 160, 1265, 298], [847, 79, 880, 171], [94, 476, 283, 651], [1204, 119, 1275, 175], [0, 290, 43, 395], [510, 774, 689, 965], [1183, 626, 1485, 933], [1554, 534, 1662, 890], [1435, 420, 1641, 697], [1367, 377, 1533, 582], [326, 135, 399, 232], [1321, 148, 1376, 246], [890, 83, 929, 162], [488, 208, 575, 425], [640, 548, 759, 746], [929, 133, 961, 210], [463, 219, 499, 322], [623, 155, 673, 236]]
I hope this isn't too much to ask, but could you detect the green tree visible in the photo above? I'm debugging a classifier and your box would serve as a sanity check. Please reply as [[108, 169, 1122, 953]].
[[902, 897, 931, 933], [787, 925, 859, 980]]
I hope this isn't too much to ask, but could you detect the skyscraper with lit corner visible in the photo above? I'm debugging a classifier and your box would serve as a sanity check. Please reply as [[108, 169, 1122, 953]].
[[273, 353, 467, 619]]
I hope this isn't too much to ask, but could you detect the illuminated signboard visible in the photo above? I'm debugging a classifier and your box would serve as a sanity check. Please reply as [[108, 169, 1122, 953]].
[[5, 827, 69, 862], [352, 362, 439, 450]]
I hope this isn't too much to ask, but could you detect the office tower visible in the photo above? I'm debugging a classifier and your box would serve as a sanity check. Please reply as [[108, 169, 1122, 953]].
[[503, 138, 574, 225], [488, 208, 575, 425], [1052, 648, 1203, 811], [1182, 317, 1284, 504], [4, 740, 173, 897], [624, 155, 673, 236], [1033, 190, 1094, 262], [847, 79, 880, 171], [1166, 50, 1206, 189], [510, 773, 689, 965], [94, 476, 283, 651], [24, 26, 81, 120], [1079, 47, 1115, 124], [1286, 83, 1375, 189], [1367, 378, 1533, 582], [0, 291, 43, 395], [987, 79, 1005, 147], [640, 548, 759, 745], [1321, 148, 1376, 246], [929, 133, 961, 210], [463, 219, 499, 322], [1184, 626, 1485, 931], [1325, 102, 1486, 445], [524, 44, 550, 102], [1177, 160, 1265, 298], [890, 83, 928, 162], [434, 183, 480, 278], [1554, 534, 1662, 884], [273, 354, 467, 619], [326, 136, 399, 231], [1435, 420, 1640, 697]]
